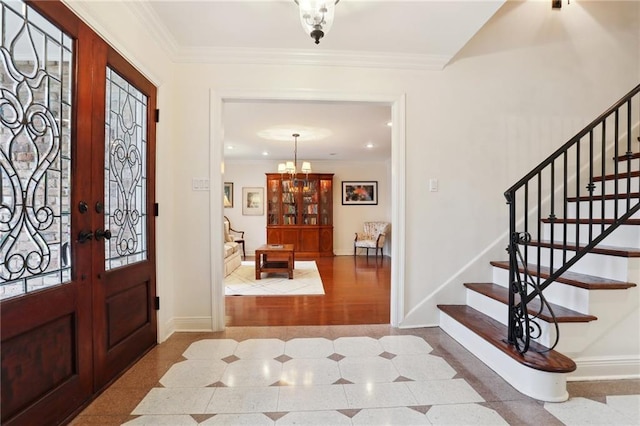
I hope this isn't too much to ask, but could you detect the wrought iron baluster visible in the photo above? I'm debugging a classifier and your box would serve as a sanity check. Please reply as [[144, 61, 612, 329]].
[[601, 120, 606, 234], [614, 110, 619, 218], [563, 151, 568, 264], [589, 130, 594, 244]]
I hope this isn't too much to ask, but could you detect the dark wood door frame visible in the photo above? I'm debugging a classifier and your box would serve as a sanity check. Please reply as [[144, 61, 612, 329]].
[[0, 1, 157, 424]]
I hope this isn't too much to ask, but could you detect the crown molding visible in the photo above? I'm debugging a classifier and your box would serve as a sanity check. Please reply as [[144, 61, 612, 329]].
[[125, 0, 180, 60], [174, 47, 450, 70], [62, 0, 167, 85], [64, 1, 450, 71]]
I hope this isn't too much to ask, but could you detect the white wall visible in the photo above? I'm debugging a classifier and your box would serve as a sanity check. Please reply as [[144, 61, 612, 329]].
[[223, 160, 392, 256], [68, 0, 640, 338]]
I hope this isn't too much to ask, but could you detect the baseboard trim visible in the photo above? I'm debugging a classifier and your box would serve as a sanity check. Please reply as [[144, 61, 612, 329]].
[[569, 356, 640, 381], [170, 316, 214, 332], [158, 318, 176, 343]]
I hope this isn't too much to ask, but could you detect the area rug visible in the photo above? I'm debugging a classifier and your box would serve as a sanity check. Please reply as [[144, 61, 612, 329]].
[[224, 261, 325, 296]]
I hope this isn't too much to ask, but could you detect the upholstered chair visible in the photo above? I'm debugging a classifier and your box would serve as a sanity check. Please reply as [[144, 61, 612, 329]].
[[224, 216, 245, 259], [354, 222, 390, 259]]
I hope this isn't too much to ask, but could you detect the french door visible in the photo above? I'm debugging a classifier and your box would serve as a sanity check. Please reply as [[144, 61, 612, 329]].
[[0, 1, 157, 424]]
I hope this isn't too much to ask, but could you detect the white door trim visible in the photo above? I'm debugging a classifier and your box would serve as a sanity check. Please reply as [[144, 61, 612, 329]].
[[209, 89, 406, 330]]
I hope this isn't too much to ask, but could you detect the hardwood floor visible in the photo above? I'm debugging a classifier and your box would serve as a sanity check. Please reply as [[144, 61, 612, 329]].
[[225, 255, 391, 326]]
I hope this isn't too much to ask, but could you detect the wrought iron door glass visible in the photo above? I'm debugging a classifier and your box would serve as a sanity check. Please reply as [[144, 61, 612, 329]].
[[0, 0, 72, 299], [104, 67, 147, 270]]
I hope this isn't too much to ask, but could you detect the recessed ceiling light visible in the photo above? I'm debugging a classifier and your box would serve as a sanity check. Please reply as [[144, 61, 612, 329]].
[[386, 121, 392, 127], [262, 151, 269, 156], [366, 143, 374, 149], [227, 145, 234, 150]]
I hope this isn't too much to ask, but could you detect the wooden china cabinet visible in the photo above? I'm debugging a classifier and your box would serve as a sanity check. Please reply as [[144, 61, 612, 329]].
[[266, 173, 334, 258]]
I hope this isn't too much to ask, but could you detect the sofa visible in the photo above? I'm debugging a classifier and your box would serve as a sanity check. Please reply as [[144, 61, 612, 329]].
[[224, 219, 242, 277]]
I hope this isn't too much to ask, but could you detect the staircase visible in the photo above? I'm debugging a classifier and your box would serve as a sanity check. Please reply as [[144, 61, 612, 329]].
[[438, 85, 640, 402]]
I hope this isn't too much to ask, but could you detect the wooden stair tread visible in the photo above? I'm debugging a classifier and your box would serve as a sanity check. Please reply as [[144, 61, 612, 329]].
[[529, 240, 640, 258], [593, 170, 640, 182], [464, 283, 598, 322], [568, 192, 640, 202], [540, 218, 640, 225], [615, 152, 640, 161], [491, 260, 636, 289], [438, 305, 576, 373]]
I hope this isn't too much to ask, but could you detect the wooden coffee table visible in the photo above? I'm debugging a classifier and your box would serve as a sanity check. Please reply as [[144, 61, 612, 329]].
[[255, 244, 295, 280]]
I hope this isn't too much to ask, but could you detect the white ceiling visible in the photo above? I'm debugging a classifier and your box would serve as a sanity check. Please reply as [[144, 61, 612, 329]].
[[137, 0, 504, 161], [145, 0, 504, 65], [223, 100, 392, 162]]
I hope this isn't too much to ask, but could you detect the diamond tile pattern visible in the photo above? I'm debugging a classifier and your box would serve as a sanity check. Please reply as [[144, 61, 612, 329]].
[[327, 353, 345, 362], [125, 334, 639, 425], [129, 336, 487, 423], [274, 354, 292, 363]]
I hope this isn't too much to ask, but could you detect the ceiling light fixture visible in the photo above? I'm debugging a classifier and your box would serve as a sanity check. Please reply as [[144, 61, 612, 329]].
[[278, 133, 311, 181], [294, 0, 339, 45], [552, 0, 569, 9]]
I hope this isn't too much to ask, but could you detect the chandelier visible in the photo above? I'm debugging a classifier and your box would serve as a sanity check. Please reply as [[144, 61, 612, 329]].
[[294, 0, 340, 45], [278, 133, 311, 180]]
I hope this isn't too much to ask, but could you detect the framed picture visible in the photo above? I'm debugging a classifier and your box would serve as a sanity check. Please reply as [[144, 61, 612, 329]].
[[342, 181, 378, 205], [223, 182, 233, 208], [242, 187, 264, 215]]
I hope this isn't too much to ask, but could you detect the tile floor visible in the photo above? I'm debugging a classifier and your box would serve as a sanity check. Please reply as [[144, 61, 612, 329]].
[[71, 325, 640, 425]]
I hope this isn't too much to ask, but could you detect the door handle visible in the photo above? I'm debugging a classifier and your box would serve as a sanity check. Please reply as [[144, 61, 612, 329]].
[[77, 230, 94, 243], [95, 228, 112, 241]]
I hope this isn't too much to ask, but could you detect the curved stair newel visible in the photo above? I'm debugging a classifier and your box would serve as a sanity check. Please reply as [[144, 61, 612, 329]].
[[438, 84, 640, 402], [508, 231, 561, 354]]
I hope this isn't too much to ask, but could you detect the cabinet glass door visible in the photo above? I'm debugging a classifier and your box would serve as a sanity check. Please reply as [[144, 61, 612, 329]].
[[302, 178, 318, 225], [267, 177, 280, 225], [319, 178, 332, 225]]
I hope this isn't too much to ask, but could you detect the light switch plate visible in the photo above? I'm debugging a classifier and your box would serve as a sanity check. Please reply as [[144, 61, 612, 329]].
[[192, 178, 210, 191]]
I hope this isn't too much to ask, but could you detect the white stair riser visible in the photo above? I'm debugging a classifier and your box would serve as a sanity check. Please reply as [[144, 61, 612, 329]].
[[465, 290, 585, 351], [613, 159, 640, 174], [598, 177, 639, 194], [492, 266, 592, 312], [466, 290, 508, 325], [566, 198, 640, 219], [524, 247, 632, 282], [542, 223, 640, 247]]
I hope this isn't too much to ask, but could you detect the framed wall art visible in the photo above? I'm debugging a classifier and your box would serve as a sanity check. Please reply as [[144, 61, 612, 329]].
[[342, 181, 378, 205], [223, 182, 233, 208], [242, 187, 264, 215]]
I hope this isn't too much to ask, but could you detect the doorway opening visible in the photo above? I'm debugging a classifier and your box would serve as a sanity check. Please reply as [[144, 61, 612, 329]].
[[209, 91, 406, 330]]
